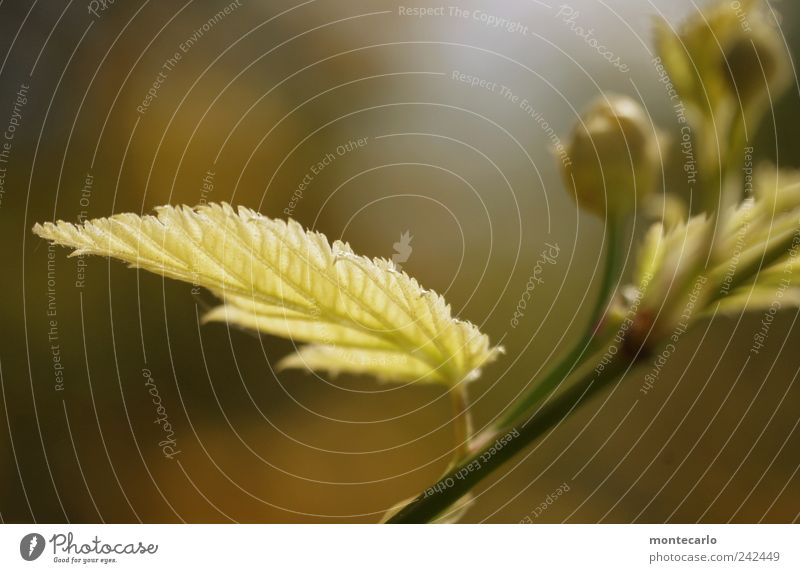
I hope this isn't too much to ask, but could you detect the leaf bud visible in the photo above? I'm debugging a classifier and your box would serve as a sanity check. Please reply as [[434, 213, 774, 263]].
[[562, 94, 659, 218]]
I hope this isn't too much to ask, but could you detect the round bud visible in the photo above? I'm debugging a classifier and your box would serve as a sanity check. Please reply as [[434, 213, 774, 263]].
[[561, 94, 659, 218]]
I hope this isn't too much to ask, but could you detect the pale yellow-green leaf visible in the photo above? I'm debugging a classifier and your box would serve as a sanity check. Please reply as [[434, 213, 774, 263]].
[[754, 163, 800, 214], [277, 346, 436, 383], [630, 167, 800, 327], [33, 203, 502, 385], [708, 286, 800, 316], [634, 213, 711, 314]]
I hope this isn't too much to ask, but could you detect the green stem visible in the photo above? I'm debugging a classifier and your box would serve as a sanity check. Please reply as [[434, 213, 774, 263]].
[[387, 347, 627, 524], [493, 220, 624, 430], [449, 385, 473, 463]]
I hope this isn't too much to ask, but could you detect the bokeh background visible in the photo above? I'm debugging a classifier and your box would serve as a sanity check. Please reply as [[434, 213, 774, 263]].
[[1, 0, 799, 523]]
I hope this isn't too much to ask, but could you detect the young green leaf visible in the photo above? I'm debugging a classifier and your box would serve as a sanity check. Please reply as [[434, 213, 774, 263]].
[[33, 203, 502, 385], [626, 166, 800, 336]]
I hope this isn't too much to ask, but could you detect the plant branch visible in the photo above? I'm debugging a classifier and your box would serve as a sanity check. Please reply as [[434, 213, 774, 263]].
[[493, 220, 625, 430], [387, 347, 628, 523]]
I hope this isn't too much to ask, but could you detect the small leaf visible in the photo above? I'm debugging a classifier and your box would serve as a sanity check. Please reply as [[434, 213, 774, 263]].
[[710, 286, 800, 316], [33, 204, 502, 386], [629, 167, 800, 329]]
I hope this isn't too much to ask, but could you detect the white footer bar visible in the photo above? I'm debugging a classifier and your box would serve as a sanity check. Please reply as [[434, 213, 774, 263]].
[[1, 524, 797, 571]]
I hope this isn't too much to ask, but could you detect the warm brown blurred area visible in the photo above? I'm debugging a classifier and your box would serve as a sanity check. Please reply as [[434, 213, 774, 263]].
[[1, 0, 799, 523]]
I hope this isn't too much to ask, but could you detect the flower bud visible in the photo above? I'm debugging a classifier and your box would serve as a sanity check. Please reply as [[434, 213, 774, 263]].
[[561, 94, 659, 218], [723, 29, 788, 110], [654, 0, 789, 116]]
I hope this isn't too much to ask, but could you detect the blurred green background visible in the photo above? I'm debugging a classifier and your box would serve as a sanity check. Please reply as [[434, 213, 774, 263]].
[[1, 0, 799, 523]]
